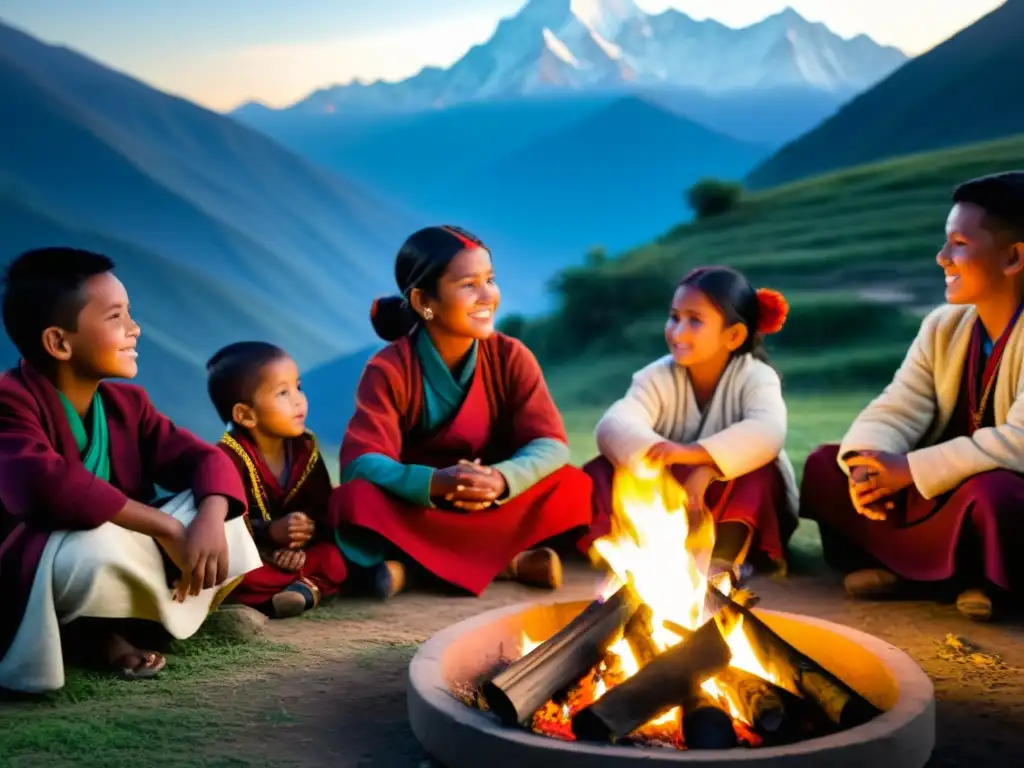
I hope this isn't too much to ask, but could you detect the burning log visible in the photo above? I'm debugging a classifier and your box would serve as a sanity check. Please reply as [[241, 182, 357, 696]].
[[709, 586, 882, 729], [480, 586, 639, 726], [570, 616, 731, 743], [623, 604, 659, 666], [714, 667, 786, 737], [681, 685, 738, 750]]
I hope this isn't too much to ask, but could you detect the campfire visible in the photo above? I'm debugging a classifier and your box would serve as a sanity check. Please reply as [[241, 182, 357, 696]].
[[453, 465, 882, 751]]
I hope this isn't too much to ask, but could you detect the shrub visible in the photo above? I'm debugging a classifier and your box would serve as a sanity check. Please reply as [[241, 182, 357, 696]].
[[686, 178, 743, 219]]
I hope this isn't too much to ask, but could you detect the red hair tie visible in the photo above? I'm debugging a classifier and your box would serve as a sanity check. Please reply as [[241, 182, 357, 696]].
[[755, 288, 788, 335], [369, 297, 380, 321]]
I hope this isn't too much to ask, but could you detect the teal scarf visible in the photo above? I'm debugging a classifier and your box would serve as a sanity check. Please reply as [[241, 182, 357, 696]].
[[59, 391, 111, 481]]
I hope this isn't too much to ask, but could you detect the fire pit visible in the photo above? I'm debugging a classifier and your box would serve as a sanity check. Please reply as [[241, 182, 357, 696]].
[[408, 599, 934, 766], [408, 467, 935, 766]]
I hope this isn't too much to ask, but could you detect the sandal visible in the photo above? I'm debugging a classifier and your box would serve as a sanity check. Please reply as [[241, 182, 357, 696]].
[[956, 588, 993, 621]]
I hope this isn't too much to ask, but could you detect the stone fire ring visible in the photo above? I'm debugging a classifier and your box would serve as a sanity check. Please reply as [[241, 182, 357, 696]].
[[408, 599, 935, 767]]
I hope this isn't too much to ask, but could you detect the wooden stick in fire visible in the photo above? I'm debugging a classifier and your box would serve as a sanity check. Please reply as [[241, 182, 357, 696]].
[[570, 614, 732, 743], [681, 683, 738, 750], [714, 667, 787, 737], [707, 585, 882, 729], [480, 585, 640, 727]]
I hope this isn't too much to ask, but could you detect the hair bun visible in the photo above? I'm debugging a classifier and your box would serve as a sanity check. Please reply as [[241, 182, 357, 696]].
[[755, 288, 789, 335], [370, 295, 418, 342]]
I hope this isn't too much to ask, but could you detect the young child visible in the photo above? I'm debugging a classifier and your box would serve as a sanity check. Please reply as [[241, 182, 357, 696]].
[[801, 172, 1024, 621], [0, 247, 260, 693], [577, 266, 798, 576], [330, 225, 592, 600], [207, 341, 346, 618]]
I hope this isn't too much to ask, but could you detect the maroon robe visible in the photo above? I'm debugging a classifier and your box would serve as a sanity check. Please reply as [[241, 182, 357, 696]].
[[801, 320, 1024, 592], [218, 430, 346, 605], [0, 361, 247, 661], [327, 333, 593, 596], [579, 457, 791, 564]]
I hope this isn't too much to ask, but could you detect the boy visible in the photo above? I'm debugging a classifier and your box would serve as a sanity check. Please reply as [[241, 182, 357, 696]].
[[206, 341, 346, 618], [0, 247, 261, 693], [800, 171, 1024, 621]]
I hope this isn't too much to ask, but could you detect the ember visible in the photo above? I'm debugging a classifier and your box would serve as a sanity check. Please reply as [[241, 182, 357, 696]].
[[460, 463, 883, 751]]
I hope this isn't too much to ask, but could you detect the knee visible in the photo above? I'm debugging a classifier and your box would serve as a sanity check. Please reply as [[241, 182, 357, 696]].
[[801, 444, 842, 484], [582, 454, 614, 477], [327, 478, 385, 523], [961, 470, 1024, 511], [549, 465, 594, 496]]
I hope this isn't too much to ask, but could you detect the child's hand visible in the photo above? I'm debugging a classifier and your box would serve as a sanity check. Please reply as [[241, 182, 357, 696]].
[[847, 452, 911, 509], [183, 497, 231, 597], [155, 519, 194, 602], [681, 465, 719, 515], [268, 512, 315, 548], [645, 441, 700, 468], [272, 548, 306, 572], [430, 464, 502, 508], [845, 457, 898, 521]]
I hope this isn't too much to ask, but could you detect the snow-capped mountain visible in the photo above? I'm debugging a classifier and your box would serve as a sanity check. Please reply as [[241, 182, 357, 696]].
[[255, 0, 907, 115]]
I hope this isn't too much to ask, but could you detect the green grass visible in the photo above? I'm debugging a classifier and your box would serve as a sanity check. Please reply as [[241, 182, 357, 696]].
[[0, 629, 296, 768]]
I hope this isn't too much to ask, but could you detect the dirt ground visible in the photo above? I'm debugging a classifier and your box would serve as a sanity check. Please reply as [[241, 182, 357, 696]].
[[204, 562, 1023, 768]]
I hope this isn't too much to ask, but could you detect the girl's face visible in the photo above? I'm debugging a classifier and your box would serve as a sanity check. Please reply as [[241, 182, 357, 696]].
[[664, 285, 747, 367], [419, 247, 500, 340]]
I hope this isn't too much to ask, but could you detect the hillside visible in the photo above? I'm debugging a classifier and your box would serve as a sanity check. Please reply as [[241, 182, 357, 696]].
[[515, 134, 1024, 457], [0, 20, 418, 436], [747, 0, 1023, 189], [437, 96, 768, 261]]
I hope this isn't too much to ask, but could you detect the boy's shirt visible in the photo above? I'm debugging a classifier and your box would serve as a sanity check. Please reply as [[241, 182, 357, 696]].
[[0, 360, 247, 660], [217, 429, 332, 555]]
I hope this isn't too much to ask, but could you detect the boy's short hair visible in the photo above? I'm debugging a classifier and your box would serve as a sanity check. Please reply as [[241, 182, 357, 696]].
[[1, 247, 115, 366], [953, 172, 1024, 243], [206, 341, 289, 425]]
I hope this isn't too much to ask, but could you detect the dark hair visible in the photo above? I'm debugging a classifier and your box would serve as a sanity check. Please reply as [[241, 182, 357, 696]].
[[677, 266, 773, 366], [953, 171, 1024, 243], [206, 341, 290, 425], [1, 247, 115, 367], [370, 225, 488, 342]]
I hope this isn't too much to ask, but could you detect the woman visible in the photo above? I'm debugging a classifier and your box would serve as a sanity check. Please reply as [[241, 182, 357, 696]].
[[328, 225, 593, 598]]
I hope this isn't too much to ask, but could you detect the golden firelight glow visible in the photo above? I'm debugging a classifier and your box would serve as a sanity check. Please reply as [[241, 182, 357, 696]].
[[522, 460, 779, 731]]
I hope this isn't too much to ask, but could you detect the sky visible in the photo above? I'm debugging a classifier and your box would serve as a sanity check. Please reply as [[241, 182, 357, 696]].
[[0, 0, 1004, 112]]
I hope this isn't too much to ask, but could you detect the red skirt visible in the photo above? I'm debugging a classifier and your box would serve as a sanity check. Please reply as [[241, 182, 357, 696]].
[[327, 466, 593, 596], [577, 456, 789, 563], [231, 541, 348, 606], [800, 444, 1024, 591]]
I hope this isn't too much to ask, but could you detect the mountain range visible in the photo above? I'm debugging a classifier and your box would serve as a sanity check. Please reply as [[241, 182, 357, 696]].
[[747, 0, 1023, 188], [239, 0, 906, 117], [0, 20, 419, 438]]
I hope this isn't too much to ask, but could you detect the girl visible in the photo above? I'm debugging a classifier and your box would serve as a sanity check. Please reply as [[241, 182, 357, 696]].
[[577, 266, 798, 576], [207, 342, 347, 618], [328, 225, 593, 599]]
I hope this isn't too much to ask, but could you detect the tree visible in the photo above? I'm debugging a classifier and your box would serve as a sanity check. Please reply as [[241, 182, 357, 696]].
[[685, 178, 743, 220], [585, 246, 608, 268]]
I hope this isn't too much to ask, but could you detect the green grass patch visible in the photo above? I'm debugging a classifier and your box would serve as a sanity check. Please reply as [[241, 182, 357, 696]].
[[0, 627, 297, 767]]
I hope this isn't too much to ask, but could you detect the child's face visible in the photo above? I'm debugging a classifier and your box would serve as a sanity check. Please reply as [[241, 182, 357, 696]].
[[244, 356, 308, 439], [938, 202, 1023, 305], [47, 272, 140, 380], [665, 286, 746, 367], [418, 247, 500, 340]]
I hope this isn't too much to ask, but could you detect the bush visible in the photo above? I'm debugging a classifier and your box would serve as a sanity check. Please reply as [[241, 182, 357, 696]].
[[686, 178, 743, 219]]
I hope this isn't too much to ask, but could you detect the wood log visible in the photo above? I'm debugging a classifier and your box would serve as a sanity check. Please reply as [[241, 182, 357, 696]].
[[681, 685, 738, 750], [623, 603, 659, 667], [480, 586, 639, 727], [714, 667, 787, 736], [708, 586, 882, 729], [570, 616, 731, 743]]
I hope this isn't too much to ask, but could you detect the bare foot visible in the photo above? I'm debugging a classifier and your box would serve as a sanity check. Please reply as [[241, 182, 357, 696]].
[[104, 633, 166, 680]]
